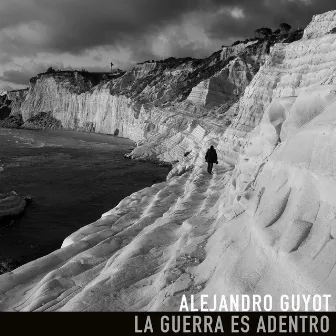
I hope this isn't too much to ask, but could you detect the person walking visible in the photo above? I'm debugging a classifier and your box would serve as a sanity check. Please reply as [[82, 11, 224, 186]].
[[205, 145, 218, 174]]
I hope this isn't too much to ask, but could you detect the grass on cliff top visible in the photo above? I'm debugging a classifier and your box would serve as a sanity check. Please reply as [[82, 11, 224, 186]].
[[30, 70, 125, 88]]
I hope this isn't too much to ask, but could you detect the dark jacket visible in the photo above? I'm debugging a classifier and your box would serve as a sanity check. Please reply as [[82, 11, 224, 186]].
[[205, 147, 218, 163]]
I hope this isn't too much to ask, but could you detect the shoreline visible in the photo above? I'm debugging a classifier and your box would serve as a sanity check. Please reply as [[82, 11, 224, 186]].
[[0, 125, 135, 145], [0, 125, 173, 168], [0, 128, 172, 274]]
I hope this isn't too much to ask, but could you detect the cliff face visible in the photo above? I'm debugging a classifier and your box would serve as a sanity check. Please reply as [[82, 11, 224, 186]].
[[2, 34, 300, 156], [210, 9, 336, 221], [186, 56, 256, 107], [0, 90, 27, 128], [3, 11, 336, 311], [8, 39, 280, 146]]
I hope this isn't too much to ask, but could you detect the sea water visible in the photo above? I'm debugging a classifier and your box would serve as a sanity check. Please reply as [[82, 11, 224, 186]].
[[0, 128, 170, 269]]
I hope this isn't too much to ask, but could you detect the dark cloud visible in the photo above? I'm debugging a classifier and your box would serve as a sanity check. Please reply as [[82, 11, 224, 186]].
[[0, 54, 12, 64], [0, 0, 211, 55], [0, 83, 14, 91], [0, 62, 63, 85], [0, 61, 111, 87], [0, 0, 336, 88], [0, 69, 32, 85], [204, 0, 336, 41], [0, 0, 335, 56]]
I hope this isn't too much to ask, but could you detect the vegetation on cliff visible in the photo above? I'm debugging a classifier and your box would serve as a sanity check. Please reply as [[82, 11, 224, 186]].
[[0, 21, 304, 138], [23, 111, 63, 130], [29, 69, 126, 94]]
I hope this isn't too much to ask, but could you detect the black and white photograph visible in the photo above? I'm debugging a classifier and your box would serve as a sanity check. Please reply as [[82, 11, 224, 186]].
[[1, 0, 336, 333]]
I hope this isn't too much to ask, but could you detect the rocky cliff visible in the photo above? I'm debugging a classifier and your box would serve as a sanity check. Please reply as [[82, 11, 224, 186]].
[[2, 10, 336, 311], [1, 35, 293, 146], [0, 89, 27, 128]]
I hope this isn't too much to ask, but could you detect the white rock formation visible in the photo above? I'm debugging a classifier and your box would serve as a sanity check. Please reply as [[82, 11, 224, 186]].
[[7, 89, 28, 115], [187, 57, 257, 107], [221, 42, 250, 60], [13, 40, 272, 146], [1, 10, 336, 312]]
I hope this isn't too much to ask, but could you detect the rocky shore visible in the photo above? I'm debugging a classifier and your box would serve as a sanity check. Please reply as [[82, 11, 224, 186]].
[[0, 191, 27, 224]]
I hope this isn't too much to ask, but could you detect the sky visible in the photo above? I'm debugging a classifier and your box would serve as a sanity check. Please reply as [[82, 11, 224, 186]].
[[0, 0, 335, 91]]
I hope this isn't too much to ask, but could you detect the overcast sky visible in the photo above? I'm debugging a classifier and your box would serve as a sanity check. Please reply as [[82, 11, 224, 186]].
[[0, 0, 335, 90]]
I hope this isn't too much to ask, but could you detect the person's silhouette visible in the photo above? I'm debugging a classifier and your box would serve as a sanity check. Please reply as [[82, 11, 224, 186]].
[[205, 145, 218, 174]]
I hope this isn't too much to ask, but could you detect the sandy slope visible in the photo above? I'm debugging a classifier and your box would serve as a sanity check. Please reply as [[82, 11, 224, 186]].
[[0, 162, 232, 311], [1, 10, 336, 311]]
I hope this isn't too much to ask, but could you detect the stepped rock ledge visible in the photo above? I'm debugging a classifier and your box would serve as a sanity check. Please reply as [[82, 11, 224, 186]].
[[1, 10, 336, 311]]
